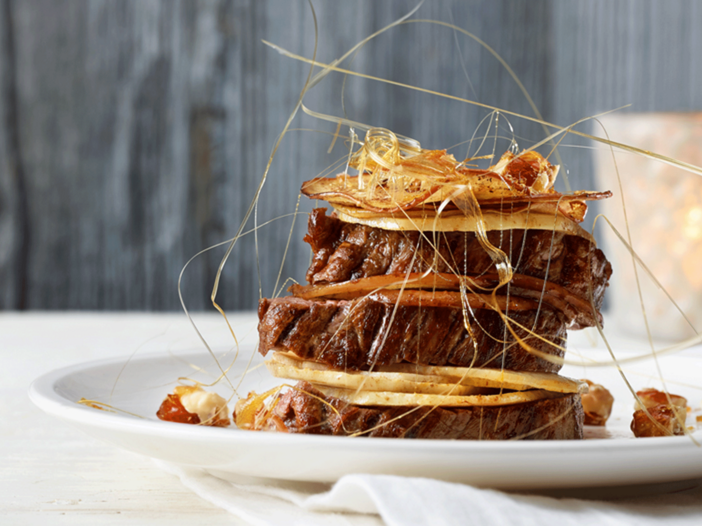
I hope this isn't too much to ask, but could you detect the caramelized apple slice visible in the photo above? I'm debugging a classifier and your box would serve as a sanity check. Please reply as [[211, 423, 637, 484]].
[[157, 385, 230, 427]]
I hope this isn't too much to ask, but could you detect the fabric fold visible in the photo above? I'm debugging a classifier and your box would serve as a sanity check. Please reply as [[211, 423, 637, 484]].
[[155, 460, 702, 526]]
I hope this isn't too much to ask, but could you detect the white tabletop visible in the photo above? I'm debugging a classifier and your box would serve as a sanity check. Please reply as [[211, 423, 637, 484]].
[[1, 312, 259, 525], [4, 312, 702, 525]]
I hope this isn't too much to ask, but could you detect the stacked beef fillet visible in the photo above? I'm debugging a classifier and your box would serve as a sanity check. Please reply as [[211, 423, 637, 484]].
[[250, 146, 612, 440]]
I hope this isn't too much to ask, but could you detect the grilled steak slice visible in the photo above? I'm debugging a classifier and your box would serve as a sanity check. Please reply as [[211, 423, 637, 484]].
[[304, 208, 611, 314], [264, 381, 583, 440], [258, 296, 567, 373]]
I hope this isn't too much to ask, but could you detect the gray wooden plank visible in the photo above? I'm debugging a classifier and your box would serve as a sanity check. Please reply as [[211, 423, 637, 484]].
[[0, 0, 27, 310], [550, 0, 702, 232], [1, 0, 700, 311], [0, 0, 17, 309]]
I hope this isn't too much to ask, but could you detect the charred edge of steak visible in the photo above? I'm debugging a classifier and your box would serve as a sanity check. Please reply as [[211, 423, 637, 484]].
[[265, 381, 583, 440], [258, 296, 567, 374], [304, 208, 612, 314]]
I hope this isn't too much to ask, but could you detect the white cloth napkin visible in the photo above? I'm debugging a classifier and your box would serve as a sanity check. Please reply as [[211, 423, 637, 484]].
[[155, 460, 702, 526]]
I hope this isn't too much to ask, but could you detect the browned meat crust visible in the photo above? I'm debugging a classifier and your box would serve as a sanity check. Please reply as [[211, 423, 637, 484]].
[[258, 296, 567, 373], [304, 208, 611, 314], [265, 382, 583, 440]]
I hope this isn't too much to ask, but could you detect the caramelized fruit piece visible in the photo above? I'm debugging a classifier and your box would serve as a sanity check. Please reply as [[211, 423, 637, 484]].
[[580, 379, 614, 426], [635, 388, 687, 411], [157, 386, 231, 427], [631, 405, 685, 437], [631, 388, 687, 437], [157, 394, 200, 425]]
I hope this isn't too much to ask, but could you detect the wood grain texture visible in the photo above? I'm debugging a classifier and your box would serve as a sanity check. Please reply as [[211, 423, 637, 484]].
[[551, 0, 702, 214], [1, 312, 260, 525], [0, 0, 27, 309], [0, 0, 700, 311]]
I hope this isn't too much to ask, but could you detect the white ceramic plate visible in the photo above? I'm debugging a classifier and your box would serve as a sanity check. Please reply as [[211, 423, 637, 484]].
[[29, 345, 702, 492]]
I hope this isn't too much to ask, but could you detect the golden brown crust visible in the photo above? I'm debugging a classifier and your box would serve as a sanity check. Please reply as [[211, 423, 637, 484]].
[[258, 296, 568, 374], [256, 381, 584, 440]]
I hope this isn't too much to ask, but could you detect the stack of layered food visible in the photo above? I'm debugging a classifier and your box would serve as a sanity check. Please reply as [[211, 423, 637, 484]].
[[230, 129, 613, 440]]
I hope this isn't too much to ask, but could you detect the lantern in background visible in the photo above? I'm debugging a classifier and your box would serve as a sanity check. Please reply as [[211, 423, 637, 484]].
[[595, 113, 702, 341]]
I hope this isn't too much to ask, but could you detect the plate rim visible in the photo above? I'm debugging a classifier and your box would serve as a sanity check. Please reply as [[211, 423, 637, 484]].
[[29, 349, 702, 454]]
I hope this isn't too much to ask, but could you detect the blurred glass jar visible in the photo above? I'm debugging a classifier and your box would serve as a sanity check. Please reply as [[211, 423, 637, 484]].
[[594, 113, 702, 341]]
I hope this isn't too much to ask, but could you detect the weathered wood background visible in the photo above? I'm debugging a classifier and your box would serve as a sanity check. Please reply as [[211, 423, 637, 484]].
[[0, 0, 700, 311]]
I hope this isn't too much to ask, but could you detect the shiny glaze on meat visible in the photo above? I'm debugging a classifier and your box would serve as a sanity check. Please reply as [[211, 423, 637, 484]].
[[258, 296, 567, 373], [304, 208, 611, 315], [264, 381, 583, 440]]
